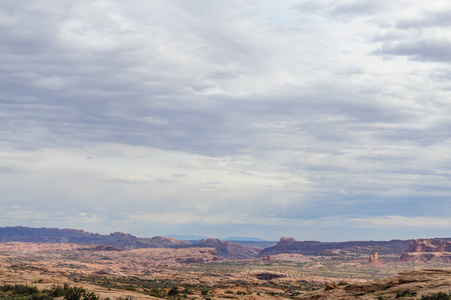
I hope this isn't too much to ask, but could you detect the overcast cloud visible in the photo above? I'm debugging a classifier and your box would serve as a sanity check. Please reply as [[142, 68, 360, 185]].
[[1, 0, 450, 241]]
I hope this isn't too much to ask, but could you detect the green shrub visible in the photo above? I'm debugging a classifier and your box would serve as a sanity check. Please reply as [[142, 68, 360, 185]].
[[421, 292, 451, 300], [396, 290, 416, 298]]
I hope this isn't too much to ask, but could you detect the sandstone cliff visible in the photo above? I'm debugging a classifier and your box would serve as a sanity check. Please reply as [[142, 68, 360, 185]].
[[400, 238, 451, 262]]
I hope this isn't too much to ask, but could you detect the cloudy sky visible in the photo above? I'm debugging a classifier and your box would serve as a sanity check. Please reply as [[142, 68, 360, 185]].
[[1, 0, 451, 241]]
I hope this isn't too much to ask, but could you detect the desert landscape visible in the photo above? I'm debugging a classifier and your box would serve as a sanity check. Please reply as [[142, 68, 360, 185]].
[[0, 227, 450, 300], [4, 1, 451, 299]]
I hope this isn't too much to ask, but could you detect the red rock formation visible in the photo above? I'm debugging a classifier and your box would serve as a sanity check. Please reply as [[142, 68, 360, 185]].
[[400, 239, 451, 262], [369, 251, 381, 264]]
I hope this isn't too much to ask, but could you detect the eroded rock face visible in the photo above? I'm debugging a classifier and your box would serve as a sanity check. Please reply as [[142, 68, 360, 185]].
[[400, 239, 451, 262], [368, 251, 380, 264], [405, 239, 451, 252]]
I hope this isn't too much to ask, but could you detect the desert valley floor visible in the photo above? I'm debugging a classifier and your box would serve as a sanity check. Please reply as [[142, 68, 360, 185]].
[[1, 241, 451, 300]]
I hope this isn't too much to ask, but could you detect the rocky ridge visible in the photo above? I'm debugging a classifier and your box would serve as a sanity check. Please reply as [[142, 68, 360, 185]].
[[195, 238, 258, 259], [258, 237, 409, 256], [0, 227, 191, 249], [0, 226, 256, 259]]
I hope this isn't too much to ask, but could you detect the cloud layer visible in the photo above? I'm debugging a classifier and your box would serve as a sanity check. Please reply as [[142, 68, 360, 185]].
[[1, 0, 450, 241]]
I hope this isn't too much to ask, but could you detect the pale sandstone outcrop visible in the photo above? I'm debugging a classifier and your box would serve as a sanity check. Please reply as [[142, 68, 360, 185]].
[[297, 269, 451, 300]]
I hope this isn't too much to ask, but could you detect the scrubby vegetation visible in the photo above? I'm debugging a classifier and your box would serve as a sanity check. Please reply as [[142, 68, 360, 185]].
[[0, 283, 99, 300], [395, 289, 416, 298], [421, 292, 451, 300]]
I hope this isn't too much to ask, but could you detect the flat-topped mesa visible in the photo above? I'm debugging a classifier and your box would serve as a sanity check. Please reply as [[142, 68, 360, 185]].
[[400, 239, 451, 262], [258, 237, 410, 257]]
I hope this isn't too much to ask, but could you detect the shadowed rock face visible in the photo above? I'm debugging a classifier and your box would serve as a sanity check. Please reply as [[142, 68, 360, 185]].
[[78, 245, 124, 252], [298, 269, 451, 300], [400, 239, 451, 262]]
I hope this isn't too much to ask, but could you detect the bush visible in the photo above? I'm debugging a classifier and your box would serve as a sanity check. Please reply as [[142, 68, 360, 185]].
[[200, 288, 209, 295], [421, 292, 451, 300], [0, 283, 99, 300], [168, 286, 179, 296], [396, 290, 416, 298]]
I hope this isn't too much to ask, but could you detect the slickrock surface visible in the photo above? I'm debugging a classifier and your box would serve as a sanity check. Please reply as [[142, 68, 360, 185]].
[[297, 269, 451, 300], [0, 269, 160, 300]]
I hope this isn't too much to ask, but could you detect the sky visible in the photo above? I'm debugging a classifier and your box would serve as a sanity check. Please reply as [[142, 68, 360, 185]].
[[1, 0, 451, 242]]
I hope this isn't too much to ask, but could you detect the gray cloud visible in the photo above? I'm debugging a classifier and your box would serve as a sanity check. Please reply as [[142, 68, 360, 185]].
[[396, 9, 451, 29], [0, 0, 451, 240], [373, 39, 451, 62], [295, 0, 393, 19]]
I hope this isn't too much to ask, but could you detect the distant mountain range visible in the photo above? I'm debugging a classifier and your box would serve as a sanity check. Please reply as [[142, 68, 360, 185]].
[[0, 226, 257, 259], [2, 226, 450, 260], [258, 237, 411, 256]]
